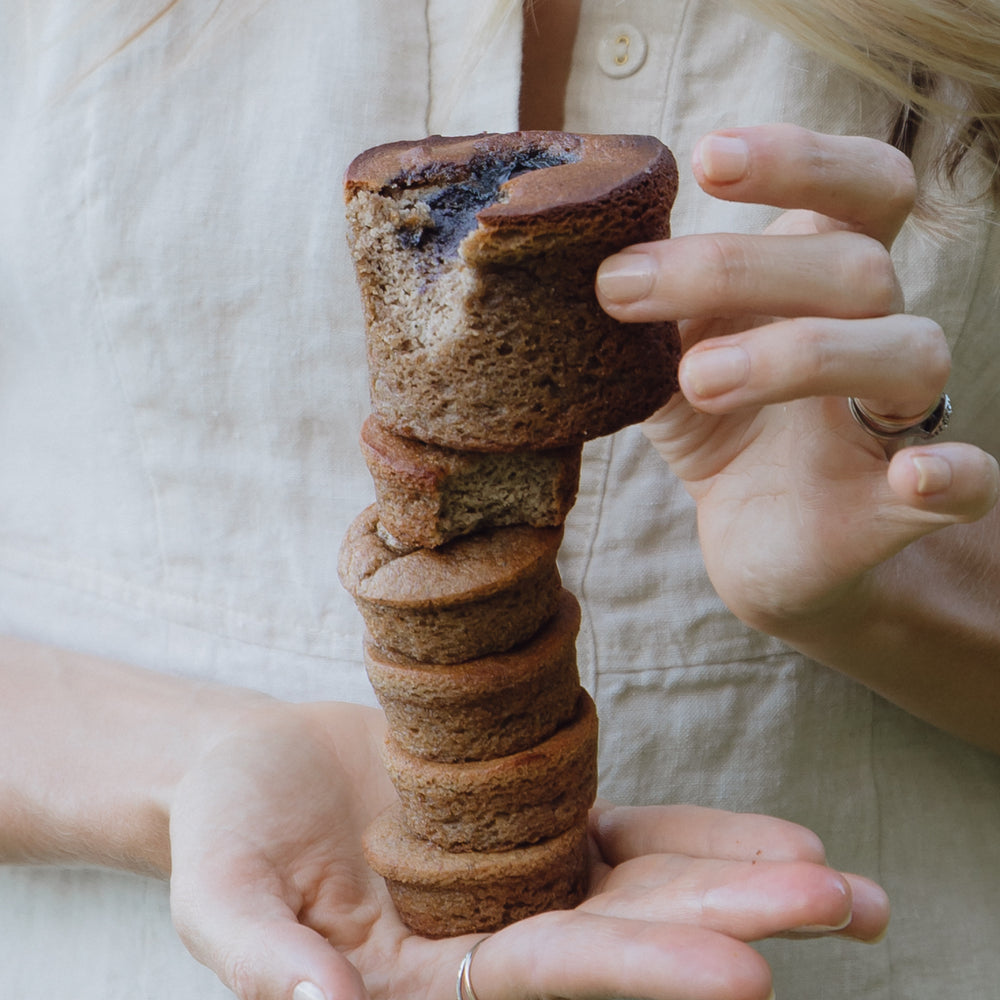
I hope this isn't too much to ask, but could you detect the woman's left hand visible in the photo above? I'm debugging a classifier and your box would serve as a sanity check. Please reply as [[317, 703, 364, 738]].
[[597, 124, 999, 636]]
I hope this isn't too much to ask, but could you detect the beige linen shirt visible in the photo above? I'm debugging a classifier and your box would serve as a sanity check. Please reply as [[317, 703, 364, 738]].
[[1, 2, 998, 998]]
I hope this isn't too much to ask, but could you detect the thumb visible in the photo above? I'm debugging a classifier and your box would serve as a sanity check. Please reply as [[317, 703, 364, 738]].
[[171, 886, 369, 1000], [886, 443, 999, 526]]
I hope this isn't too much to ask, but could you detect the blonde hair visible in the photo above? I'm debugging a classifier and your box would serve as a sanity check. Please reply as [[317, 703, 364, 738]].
[[734, 0, 1000, 198]]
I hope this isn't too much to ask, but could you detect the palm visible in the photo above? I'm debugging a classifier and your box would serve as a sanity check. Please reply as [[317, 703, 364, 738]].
[[169, 703, 396, 989], [646, 318, 908, 625]]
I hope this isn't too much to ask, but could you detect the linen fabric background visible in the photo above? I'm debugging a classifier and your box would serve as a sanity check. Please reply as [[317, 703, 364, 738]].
[[1, 1, 998, 997]]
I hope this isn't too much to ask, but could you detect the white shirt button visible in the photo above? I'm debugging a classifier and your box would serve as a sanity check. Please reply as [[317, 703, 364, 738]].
[[597, 23, 648, 79]]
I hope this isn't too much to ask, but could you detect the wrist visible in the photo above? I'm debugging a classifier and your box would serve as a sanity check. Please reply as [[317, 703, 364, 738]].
[[131, 683, 275, 878], [0, 635, 271, 877], [762, 527, 1000, 751]]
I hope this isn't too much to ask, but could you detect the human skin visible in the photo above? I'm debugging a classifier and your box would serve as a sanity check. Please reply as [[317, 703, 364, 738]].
[[0, 633, 888, 1000], [597, 124, 1000, 752], [524, 0, 998, 752]]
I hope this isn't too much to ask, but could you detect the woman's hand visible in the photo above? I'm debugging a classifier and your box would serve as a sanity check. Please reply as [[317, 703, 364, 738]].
[[595, 126, 1000, 747], [598, 124, 997, 631], [169, 698, 889, 1000]]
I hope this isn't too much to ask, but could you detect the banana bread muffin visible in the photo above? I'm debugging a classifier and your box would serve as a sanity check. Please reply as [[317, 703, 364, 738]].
[[364, 589, 581, 762], [382, 690, 597, 852], [361, 415, 581, 550], [338, 505, 562, 663], [344, 130, 680, 451], [363, 806, 590, 938]]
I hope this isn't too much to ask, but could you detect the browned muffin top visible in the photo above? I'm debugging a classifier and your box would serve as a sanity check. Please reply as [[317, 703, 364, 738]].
[[337, 504, 563, 608], [344, 130, 678, 261]]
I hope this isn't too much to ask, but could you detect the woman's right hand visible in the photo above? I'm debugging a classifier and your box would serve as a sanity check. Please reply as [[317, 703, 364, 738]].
[[1, 636, 887, 1000]]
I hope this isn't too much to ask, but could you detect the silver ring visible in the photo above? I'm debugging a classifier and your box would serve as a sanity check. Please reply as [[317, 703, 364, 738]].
[[456, 936, 490, 1000], [848, 393, 951, 441]]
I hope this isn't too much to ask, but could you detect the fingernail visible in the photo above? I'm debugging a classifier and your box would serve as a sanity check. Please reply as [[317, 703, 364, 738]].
[[293, 982, 327, 1000], [912, 454, 952, 495], [682, 345, 750, 398], [596, 253, 656, 304], [791, 915, 853, 933], [695, 134, 750, 184]]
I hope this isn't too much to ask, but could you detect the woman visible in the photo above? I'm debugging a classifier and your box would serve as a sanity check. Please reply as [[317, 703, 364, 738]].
[[0, 1, 996, 997]]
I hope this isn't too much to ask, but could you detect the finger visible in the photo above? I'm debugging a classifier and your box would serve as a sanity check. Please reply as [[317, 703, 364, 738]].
[[591, 802, 827, 865], [584, 853, 860, 941], [588, 807, 890, 944], [596, 230, 902, 324], [887, 443, 1000, 522], [836, 874, 892, 943], [780, 873, 891, 944], [691, 124, 917, 247], [467, 910, 774, 1000], [171, 876, 369, 1000], [822, 437, 999, 574], [676, 315, 950, 420]]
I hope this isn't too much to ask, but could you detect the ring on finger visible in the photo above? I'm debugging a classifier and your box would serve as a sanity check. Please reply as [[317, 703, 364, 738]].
[[848, 392, 952, 441], [456, 936, 491, 1000]]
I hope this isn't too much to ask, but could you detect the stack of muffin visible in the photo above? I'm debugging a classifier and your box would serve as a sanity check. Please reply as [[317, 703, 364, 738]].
[[339, 427, 595, 936], [338, 131, 679, 937]]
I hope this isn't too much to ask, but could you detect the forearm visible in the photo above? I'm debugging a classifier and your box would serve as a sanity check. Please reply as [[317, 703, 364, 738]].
[[0, 635, 266, 876], [783, 509, 1000, 753]]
